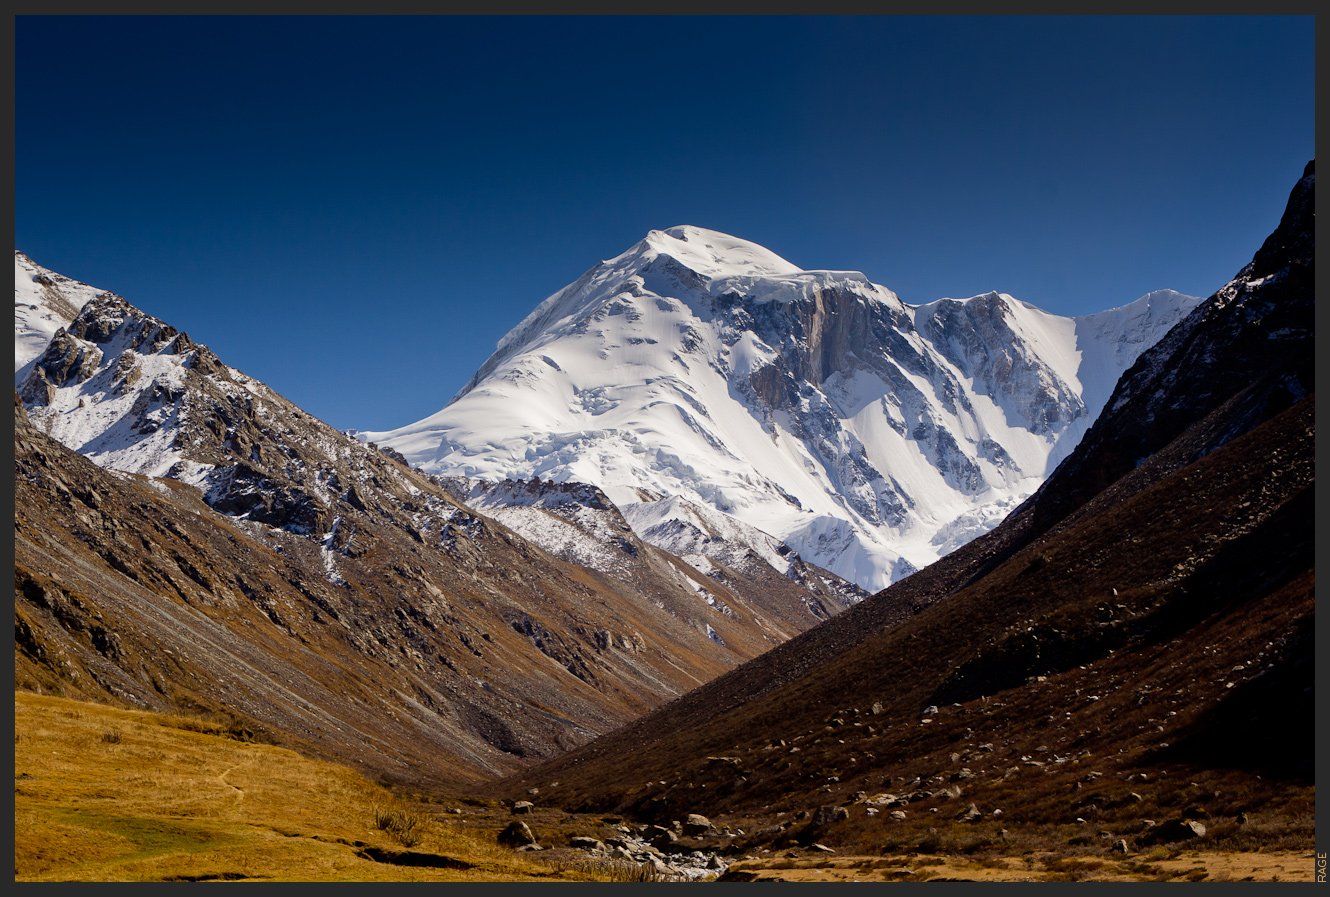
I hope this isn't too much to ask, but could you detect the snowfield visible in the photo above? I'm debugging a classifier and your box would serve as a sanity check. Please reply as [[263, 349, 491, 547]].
[[365, 226, 1200, 591]]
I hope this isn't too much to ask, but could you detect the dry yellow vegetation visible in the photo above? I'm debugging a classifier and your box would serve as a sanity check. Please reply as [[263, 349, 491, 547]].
[[13, 691, 600, 882]]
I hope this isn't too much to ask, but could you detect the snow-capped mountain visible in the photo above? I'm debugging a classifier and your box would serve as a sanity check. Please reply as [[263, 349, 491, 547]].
[[366, 226, 1200, 590], [14, 250, 104, 380]]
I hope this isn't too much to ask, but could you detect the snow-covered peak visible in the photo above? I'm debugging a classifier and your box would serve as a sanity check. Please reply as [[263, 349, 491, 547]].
[[471, 228, 893, 400], [636, 225, 803, 279], [370, 226, 1201, 591], [14, 251, 106, 380]]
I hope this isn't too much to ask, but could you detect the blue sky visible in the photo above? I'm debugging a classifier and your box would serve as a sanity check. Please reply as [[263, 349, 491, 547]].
[[17, 16, 1314, 430]]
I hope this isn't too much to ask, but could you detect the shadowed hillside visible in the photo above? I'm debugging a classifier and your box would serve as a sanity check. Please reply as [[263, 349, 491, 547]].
[[499, 164, 1315, 862]]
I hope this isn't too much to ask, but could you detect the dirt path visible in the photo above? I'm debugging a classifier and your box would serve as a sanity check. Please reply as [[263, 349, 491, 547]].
[[217, 762, 245, 804]]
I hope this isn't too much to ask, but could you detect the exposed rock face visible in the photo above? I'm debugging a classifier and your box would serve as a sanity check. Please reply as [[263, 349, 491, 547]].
[[915, 291, 1083, 434], [12, 280, 865, 785], [368, 226, 1198, 590]]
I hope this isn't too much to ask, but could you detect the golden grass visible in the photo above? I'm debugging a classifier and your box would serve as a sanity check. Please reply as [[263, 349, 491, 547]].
[[13, 692, 602, 882]]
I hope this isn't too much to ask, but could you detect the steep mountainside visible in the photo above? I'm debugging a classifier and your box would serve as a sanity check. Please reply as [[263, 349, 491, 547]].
[[14, 250, 103, 380], [13, 280, 859, 784], [440, 476, 862, 629], [368, 228, 1197, 589], [501, 164, 1314, 846]]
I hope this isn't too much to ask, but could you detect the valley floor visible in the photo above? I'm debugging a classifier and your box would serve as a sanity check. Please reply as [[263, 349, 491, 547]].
[[13, 692, 605, 883], [13, 690, 1315, 883], [721, 850, 1315, 883]]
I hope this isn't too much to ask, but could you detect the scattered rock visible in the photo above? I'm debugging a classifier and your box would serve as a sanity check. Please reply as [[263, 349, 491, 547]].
[[810, 843, 835, 853], [956, 803, 982, 823], [569, 836, 603, 851], [511, 800, 534, 815], [1112, 839, 1130, 854]]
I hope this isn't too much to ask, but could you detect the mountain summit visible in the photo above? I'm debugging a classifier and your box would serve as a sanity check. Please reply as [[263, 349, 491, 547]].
[[367, 229, 1199, 589]]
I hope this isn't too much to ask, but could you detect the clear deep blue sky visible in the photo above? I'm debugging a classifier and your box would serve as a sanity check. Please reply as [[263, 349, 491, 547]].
[[17, 16, 1314, 430]]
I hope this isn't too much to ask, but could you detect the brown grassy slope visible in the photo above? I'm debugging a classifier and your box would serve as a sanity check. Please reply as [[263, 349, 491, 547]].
[[504, 392, 1312, 840], [12, 394, 819, 787], [13, 691, 607, 882]]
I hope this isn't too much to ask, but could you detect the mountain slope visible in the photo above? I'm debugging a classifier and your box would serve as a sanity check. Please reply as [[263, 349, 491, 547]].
[[13, 278, 858, 784], [440, 475, 862, 630], [500, 164, 1314, 845], [14, 250, 104, 380], [367, 226, 1197, 589]]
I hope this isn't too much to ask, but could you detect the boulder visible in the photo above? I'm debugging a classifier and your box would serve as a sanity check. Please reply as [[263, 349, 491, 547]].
[[956, 803, 982, 823], [569, 836, 604, 851], [511, 800, 534, 815], [1153, 818, 1207, 842], [812, 805, 849, 828], [498, 821, 537, 848], [682, 814, 713, 837], [649, 828, 678, 847]]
